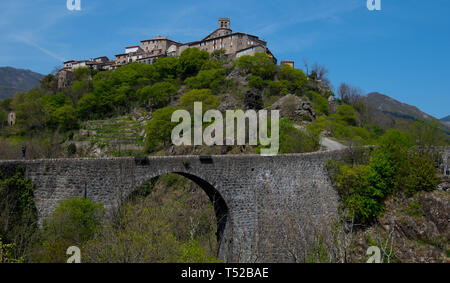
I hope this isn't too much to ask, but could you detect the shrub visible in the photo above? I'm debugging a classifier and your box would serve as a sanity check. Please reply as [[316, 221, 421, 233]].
[[278, 118, 320, 154], [326, 129, 438, 224], [404, 153, 438, 195], [42, 197, 104, 244], [278, 65, 307, 95], [306, 91, 329, 116], [0, 167, 37, 260], [336, 104, 357, 126]]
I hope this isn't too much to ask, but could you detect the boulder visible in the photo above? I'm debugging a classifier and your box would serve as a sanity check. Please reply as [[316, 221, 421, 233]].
[[266, 94, 316, 121]]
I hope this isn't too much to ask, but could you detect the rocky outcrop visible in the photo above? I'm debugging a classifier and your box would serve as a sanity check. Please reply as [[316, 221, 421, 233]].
[[351, 190, 449, 263], [267, 94, 316, 121]]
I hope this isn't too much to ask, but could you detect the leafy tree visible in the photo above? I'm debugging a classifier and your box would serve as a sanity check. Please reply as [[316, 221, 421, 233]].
[[138, 82, 178, 109], [15, 89, 47, 130], [234, 53, 277, 80], [184, 68, 225, 92], [306, 91, 329, 115], [177, 48, 210, 79], [336, 104, 358, 126], [71, 80, 91, 103], [33, 198, 104, 263], [50, 105, 78, 131], [73, 67, 92, 81], [179, 89, 219, 114], [266, 80, 289, 96], [77, 92, 100, 120], [278, 64, 307, 94], [0, 167, 37, 260], [248, 75, 264, 90], [145, 106, 179, 152]]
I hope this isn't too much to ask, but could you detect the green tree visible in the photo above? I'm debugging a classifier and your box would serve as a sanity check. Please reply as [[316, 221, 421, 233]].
[[138, 82, 178, 109], [177, 48, 210, 79], [306, 91, 329, 115], [77, 92, 100, 120], [179, 89, 219, 114], [15, 89, 47, 131], [234, 53, 277, 80], [335, 104, 358, 126], [50, 105, 78, 131], [184, 69, 226, 93], [278, 64, 307, 94], [145, 106, 179, 152], [152, 56, 178, 81]]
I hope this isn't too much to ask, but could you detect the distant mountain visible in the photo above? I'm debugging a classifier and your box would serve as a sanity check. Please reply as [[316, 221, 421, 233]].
[[362, 92, 450, 135], [0, 67, 44, 100], [441, 115, 450, 122]]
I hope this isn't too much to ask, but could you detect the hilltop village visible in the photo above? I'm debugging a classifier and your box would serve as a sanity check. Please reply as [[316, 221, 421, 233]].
[[57, 18, 290, 88]]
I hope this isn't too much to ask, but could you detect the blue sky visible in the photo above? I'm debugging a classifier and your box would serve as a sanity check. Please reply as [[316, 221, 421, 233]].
[[0, 0, 449, 118]]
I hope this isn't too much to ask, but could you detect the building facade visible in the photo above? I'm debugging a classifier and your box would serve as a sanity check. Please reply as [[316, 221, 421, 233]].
[[57, 18, 279, 87]]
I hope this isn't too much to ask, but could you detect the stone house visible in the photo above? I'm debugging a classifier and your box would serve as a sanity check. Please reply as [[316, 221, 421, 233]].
[[7, 112, 16, 126], [175, 18, 276, 63]]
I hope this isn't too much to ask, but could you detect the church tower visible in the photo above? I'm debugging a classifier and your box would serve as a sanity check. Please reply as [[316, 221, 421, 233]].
[[218, 18, 231, 30]]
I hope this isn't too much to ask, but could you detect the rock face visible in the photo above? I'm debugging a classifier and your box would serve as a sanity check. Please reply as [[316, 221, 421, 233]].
[[352, 190, 450, 263], [267, 94, 316, 121], [226, 67, 249, 86], [328, 95, 337, 113]]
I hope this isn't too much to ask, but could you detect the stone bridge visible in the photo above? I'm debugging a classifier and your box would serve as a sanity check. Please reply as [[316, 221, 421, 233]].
[[0, 150, 350, 262]]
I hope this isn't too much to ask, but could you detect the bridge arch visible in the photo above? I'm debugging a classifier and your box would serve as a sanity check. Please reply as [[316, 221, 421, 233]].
[[129, 169, 231, 259]]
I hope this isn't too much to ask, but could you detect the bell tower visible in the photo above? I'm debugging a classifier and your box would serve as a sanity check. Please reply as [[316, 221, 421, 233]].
[[218, 18, 231, 30]]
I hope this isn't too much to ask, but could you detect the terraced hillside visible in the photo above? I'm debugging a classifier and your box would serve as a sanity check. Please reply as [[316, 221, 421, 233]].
[[71, 114, 148, 157]]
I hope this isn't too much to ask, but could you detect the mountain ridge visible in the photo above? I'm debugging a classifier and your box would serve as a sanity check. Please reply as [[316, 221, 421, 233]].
[[0, 66, 44, 99], [363, 92, 450, 135]]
